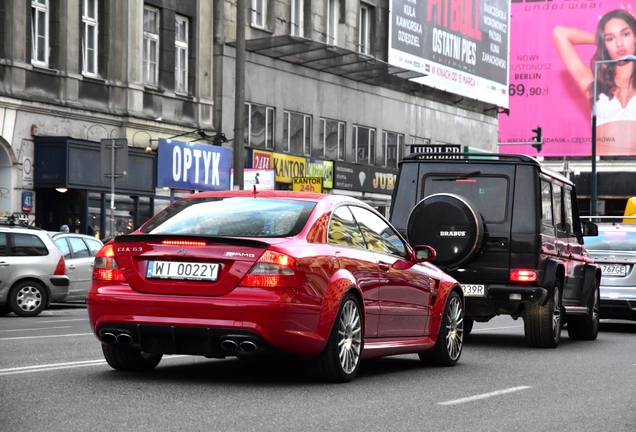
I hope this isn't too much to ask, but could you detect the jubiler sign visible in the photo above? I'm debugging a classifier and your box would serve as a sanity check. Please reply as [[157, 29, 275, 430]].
[[157, 138, 231, 191]]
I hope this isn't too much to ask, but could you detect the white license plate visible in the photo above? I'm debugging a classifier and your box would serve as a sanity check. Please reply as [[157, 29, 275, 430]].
[[146, 261, 220, 281], [601, 265, 627, 276], [461, 284, 486, 297]]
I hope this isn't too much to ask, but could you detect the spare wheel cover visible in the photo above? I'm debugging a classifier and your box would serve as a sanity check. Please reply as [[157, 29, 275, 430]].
[[406, 193, 484, 268]]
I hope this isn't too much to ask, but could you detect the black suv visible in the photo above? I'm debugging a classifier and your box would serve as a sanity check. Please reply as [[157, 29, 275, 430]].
[[389, 153, 601, 348]]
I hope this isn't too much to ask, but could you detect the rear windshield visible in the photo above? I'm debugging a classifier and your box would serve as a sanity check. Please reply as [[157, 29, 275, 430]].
[[141, 197, 316, 237], [423, 175, 508, 223], [584, 227, 636, 251]]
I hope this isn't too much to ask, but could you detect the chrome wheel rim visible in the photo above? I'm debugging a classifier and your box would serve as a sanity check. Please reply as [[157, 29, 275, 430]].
[[552, 288, 561, 340], [445, 296, 464, 361], [338, 300, 362, 374], [16, 286, 42, 312]]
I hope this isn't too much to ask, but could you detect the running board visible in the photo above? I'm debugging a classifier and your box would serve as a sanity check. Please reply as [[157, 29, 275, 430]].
[[564, 305, 589, 315]]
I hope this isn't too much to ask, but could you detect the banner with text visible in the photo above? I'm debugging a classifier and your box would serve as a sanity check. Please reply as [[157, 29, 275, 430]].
[[389, 0, 511, 107]]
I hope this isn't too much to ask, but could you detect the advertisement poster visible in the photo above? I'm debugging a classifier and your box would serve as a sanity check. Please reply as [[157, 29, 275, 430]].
[[388, 0, 511, 107], [499, 0, 636, 156]]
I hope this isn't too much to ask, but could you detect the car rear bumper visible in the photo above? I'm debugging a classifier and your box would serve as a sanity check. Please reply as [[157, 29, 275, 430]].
[[599, 299, 636, 320], [87, 284, 327, 357], [473, 284, 548, 304], [49, 276, 70, 302]]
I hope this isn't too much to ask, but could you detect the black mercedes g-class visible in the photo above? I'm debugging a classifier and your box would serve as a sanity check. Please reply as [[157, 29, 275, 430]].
[[389, 153, 601, 348]]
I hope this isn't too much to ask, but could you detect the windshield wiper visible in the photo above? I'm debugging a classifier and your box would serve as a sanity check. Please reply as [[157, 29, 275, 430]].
[[432, 171, 481, 181]]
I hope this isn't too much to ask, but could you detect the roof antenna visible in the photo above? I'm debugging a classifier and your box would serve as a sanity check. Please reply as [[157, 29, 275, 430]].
[[252, 185, 259, 197]]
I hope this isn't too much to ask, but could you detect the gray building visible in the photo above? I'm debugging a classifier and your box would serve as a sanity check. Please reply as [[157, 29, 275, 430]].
[[0, 0, 498, 238]]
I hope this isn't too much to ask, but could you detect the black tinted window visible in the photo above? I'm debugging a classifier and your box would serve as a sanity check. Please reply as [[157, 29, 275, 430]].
[[142, 197, 315, 238], [11, 233, 48, 256], [423, 175, 508, 223]]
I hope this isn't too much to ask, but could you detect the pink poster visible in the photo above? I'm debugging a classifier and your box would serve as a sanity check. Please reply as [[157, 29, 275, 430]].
[[499, 0, 636, 156]]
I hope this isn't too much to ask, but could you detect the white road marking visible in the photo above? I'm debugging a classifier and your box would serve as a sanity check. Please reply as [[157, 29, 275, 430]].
[[0, 326, 73, 333], [0, 333, 94, 341], [439, 386, 532, 406], [36, 319, 88, 323], [470, 325, 523, 333]]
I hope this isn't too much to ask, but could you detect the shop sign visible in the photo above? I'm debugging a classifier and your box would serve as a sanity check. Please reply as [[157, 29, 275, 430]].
[[273, 153, 306, 183], [334, 162, 398, 194], [306, 158, 334, 189], [410, 144, 461, 159], [231, 168, 275, 190], [251, 149, 273, 169], [157, 138, 231, 191], [22, 191, 33, 212], [292, 177, 323, 193]]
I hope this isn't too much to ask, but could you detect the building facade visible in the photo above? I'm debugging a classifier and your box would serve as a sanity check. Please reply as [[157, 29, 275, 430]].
[[0, 0, 498, 239]]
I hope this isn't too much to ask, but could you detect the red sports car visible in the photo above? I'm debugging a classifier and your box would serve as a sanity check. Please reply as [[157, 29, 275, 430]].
[[87, 190, 464, 382]]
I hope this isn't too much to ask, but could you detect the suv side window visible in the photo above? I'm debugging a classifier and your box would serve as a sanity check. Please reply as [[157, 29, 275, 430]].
[[553, 182, 564, 233], [563, 186, 575, 234], [11, 233, 48, 256], [349, 206, 408, 258], [540, 180, 555, 235], [328, 206, 366, 249]]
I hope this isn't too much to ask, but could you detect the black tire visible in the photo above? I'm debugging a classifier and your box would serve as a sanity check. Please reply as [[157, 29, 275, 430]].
[[407, 193, 484, 268], [0, 304, 12, 315], [9, 281, 48, 317], [419, 291, 464, 366], [102, 344, 163, 371], [523, 280, 562, 348], [305, 293, 363, 383], [567, 279, 600, 341], [464, 316, 474, 335]]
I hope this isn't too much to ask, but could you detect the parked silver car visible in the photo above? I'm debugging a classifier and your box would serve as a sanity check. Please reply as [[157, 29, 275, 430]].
[[0, 226, 70, 317], [585, 222, 636, 321], [51, 232, 103, 301]]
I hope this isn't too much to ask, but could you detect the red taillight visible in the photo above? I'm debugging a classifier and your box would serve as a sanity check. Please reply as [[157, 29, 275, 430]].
[[54, 257, 66, 275], [510, 269, 538, 282], [92, 243, 126, 282], [240, 250, 305, 288]]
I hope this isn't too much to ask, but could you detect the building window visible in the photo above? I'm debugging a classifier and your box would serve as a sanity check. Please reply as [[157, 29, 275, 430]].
[[245, 103, 275, 150], [31, 0, 49, 67], [359, 4, 370, 54], [353, 125, 375, 165], [291, 0, 304, 37], [82, 0, 98, 76], [143, 6, 160, 86], [252, 0, 266, 29], [175, 15, 188, 93], [327, 0, 338, 45], [318, 119, 345, 160], [382, 132, 403, 168], [284, 111, 311, 155]]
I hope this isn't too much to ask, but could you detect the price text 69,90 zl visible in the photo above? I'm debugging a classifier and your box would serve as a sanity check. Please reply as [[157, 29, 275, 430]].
[[509, 84, 548, 96]]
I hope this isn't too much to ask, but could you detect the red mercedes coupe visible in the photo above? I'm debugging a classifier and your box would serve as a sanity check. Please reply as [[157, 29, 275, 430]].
[[87, 190, 464, 382]]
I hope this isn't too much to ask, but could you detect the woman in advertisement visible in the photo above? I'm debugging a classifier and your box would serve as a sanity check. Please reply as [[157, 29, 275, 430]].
[[553, 8, 636, 155]]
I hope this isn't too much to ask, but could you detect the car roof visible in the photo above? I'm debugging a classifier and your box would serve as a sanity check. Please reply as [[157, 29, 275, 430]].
[[179, 190, 368, 207]]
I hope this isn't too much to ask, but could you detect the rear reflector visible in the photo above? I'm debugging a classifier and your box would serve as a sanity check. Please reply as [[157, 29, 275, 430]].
[[93, 244, 126, 282], [510, 269, 538, 282]]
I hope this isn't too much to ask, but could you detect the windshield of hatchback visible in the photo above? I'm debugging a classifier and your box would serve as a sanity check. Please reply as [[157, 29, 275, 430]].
[[140, 197, 316, 237], [584, 227, 636, 251]]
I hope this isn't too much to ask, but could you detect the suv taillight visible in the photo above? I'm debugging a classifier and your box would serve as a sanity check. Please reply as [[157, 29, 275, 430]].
[[240, 250, 305, 288], [93, 243, 126, 282], [510, 269, 538, 282], [54, 257, 66, 275]]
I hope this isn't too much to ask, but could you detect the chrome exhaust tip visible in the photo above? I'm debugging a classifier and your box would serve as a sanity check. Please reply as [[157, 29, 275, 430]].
[[115, 333, 133, 344], [239, 340, 258, 353], [221, 339, 239, 351], [101, 333, 117, 344]]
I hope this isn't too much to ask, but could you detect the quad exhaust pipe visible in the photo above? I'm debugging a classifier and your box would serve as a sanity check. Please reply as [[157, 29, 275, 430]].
[[100, 332, 133, 344], [220, 338, 260, 353]]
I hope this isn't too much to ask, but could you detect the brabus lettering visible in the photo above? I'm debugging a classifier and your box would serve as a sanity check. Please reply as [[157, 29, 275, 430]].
[[439, 231, 467, 237]]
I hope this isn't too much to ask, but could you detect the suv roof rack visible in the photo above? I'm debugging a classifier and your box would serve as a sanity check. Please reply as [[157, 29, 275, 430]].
[[0, 214, 38, 228]]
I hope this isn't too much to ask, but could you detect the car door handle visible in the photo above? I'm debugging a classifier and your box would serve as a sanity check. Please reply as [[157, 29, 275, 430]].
[[378, 262, 392, 272], [68, 265, 76, 270]]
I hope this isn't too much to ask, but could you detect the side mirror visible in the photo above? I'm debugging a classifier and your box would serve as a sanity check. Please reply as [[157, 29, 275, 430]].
[[413, 245, 437, 263], [581, 221, 598, 237]]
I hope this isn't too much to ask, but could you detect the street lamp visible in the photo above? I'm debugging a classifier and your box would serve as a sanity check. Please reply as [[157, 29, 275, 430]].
[[591, 55, 636, 215]]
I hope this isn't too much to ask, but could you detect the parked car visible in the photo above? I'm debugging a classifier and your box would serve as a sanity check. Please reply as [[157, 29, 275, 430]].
[[87, 190, 465, 382], [0, 225, 70, 317], [585, 222, 636, 321], [51, 232, 103, 301], [389, 152, 601, 348]]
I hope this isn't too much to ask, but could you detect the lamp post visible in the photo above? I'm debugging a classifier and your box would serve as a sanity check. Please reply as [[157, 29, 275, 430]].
[[591, 55, 636, 215]]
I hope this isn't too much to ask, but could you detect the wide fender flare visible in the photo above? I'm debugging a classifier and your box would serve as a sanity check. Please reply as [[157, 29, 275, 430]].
[[429, 280, 464, 336], [580, 263, 601, 306], [314, 269, 360, 345], [539, 258, 564, 291]]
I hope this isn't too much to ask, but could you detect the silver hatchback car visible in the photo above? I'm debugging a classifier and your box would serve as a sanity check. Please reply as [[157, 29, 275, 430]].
[[51, 232, 103, 301], [585, 222, 636, 321], [0, 226, 70, 316]]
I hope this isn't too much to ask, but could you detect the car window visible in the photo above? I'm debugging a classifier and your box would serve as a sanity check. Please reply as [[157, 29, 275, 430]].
[[328, 206, 366, 249], [69, 237, 90, 258], [11, 233, 49, 257], [585, 228, 636, 251], [0, 233, 7, 257], [85, 238, 103, 256], [142, 197, 315, 238], [423, 175, 508, 223], [553, 182, 564, 232], [349, 206, 408, 258], [540, 180, 555, 236], [54, 238, 72, 259]]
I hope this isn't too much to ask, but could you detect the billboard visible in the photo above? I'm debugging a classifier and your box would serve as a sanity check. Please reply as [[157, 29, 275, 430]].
[[388, 0, 511, 107], [499, 0, 636, 156]]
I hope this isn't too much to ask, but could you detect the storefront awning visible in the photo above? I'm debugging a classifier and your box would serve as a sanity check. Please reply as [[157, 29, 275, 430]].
[[229, 35, 425, 85]]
